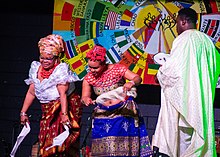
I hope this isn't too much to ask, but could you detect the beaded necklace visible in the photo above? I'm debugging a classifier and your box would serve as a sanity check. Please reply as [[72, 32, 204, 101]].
[[40, 64, 58, 79]]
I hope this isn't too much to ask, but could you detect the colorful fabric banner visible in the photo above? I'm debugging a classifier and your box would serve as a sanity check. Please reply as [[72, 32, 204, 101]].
[[53, 0, 220, 87]]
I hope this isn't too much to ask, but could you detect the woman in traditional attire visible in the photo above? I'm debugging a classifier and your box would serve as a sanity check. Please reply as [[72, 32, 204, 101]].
[[20, 34, 82, 157], [81, 45, 153, 157]]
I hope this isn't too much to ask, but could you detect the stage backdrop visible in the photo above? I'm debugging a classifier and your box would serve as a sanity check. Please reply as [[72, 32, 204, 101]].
[[53, 0, 220, 87]]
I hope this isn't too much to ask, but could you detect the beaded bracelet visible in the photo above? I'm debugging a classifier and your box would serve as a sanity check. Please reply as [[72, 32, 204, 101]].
[[20, 112, 27, 116]]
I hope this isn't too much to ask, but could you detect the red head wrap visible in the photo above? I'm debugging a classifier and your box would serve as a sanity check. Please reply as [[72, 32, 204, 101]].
[[86, 45, 106, 62]]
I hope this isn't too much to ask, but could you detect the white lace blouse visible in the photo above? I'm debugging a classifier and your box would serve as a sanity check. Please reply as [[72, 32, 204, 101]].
[[24, 61, 79, 103]]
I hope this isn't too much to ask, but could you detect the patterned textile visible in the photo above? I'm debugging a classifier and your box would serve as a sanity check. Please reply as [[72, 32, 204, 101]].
[[91, 97, 152, 157], [38, 34, 64, 56], [39, 92, 82, 157], [85, 63, 152, 156], [84, 63, 127, 95]]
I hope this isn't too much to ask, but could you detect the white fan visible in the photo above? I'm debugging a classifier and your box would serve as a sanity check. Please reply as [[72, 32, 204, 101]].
[[153, 52, 170, 65]]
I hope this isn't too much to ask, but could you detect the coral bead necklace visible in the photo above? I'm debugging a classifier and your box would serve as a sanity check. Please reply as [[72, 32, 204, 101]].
[[40, 64, 58, 79]]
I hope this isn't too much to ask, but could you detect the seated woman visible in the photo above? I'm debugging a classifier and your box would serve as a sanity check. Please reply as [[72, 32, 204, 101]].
[[81, 45, 153, 157], [20, 34, 82, 157]]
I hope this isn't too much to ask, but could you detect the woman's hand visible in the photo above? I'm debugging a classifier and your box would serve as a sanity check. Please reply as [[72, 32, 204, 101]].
[[81, 97, 95, 106], [60, 114, 71, 128], [20, 113, 30, 126], [123, 81, 135, 92]]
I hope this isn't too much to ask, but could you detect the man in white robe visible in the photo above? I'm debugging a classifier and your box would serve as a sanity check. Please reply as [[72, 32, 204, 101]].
[[152, 8, 220, 157]]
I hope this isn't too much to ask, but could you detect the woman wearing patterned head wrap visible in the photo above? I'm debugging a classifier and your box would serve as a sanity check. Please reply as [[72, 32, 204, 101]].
[[81, 45, 153, 156], [20, 34, 82, 156]]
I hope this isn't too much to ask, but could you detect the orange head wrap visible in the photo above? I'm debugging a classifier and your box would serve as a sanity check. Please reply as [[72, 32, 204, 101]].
[[86, 45, 106, 62], [38, 34, 64, 56]]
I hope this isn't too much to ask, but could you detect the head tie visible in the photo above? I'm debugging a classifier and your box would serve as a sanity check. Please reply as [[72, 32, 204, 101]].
[[38, 34, 64, 56], [86, 45, 106, 62]]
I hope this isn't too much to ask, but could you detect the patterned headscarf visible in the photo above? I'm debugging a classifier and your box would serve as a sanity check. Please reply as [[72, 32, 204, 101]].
[[38, 34, 64, 56], [86, 45, 106, 62]]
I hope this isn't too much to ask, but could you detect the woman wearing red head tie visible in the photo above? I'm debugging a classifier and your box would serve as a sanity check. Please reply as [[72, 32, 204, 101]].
[[81, 45, 153, 157], [20, 34, 82, 156]]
